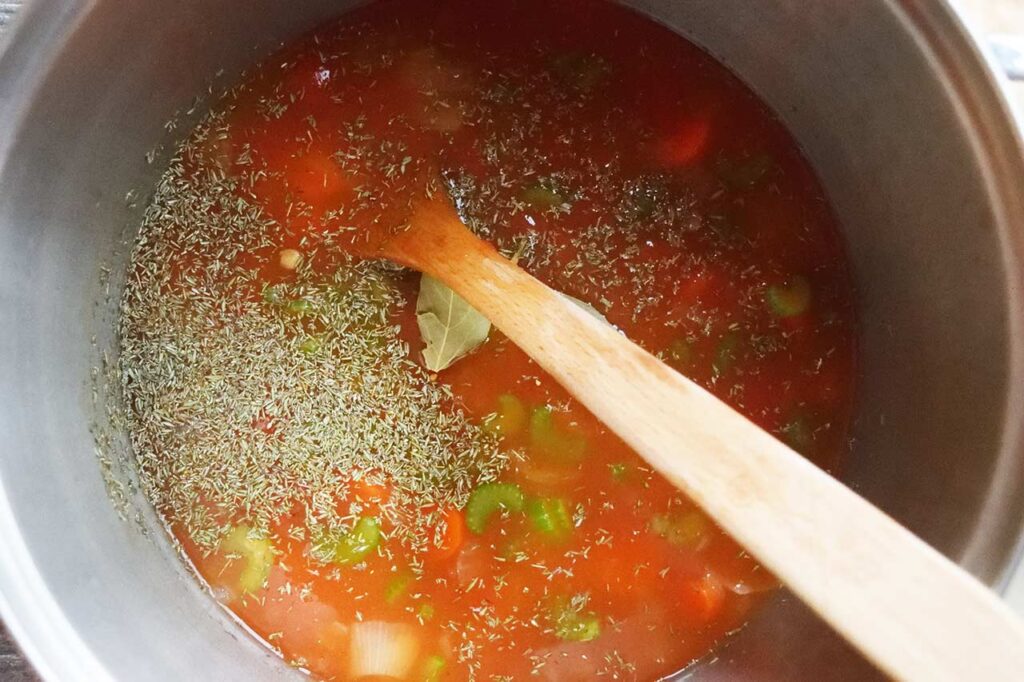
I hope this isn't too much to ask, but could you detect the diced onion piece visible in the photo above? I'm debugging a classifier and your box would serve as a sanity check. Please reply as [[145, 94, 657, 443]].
[[455, 542, 491, 588], [279, 248, 303, 270], [349, 621, 421, 680], [516, 456, 582, 488]]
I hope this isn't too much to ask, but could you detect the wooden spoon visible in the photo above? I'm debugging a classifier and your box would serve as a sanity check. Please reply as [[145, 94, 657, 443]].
[[372, 196, 1024, 681]]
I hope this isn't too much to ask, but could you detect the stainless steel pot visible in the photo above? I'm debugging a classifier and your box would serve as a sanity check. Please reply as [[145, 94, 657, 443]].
[[1, 1, 1023, 680]]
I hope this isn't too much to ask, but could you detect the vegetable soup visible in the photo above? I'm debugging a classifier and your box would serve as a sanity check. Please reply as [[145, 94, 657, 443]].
[[119, 0, 857, 679]]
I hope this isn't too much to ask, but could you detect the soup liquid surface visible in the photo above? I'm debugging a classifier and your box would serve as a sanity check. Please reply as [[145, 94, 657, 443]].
[[120, 1, 857, 679]]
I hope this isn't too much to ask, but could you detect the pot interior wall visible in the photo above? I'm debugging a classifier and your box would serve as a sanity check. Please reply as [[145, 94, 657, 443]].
[[0, 1, 1021, 680]]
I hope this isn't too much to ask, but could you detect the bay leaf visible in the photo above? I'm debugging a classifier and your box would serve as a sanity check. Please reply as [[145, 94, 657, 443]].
[[416, 274, 492, 372]]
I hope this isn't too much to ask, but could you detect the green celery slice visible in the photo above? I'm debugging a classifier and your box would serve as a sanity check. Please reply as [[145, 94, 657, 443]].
[[529, 406, 586, 463], [465, 482, 525, 534], [766, 276, 812, 317], [650, 510, 709, 549], [482, 394, 528, 438], [220, 525, 274, 594], [315, 516, 382, 565], [526, 497, 573, 541], [548, 595, 602, 642]]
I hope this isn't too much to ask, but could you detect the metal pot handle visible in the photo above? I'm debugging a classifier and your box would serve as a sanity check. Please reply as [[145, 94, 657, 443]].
[[990, 34, 1024, 81]]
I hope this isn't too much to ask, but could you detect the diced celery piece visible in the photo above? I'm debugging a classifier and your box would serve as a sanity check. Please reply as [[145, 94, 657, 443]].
[[416, 603, 436, 623], [284, 298, 314, 316], [299, 336, 322, 354], [766, 276, 812, 317], [650, 510, 709, 549], [262, 284, 284, 305], [780, 416, 814, 455], [665, 338, 693, 370], [366, 276, 392, 305], [526, 497, 573, 541], [718, 153, 775, 189], [529, 406, 586, 463], [558, 613, 601, 642], [220, 525, 274, 594], [549, 52, 610, 91], [262, 284, 316, 317], [482, 394, 527, 438], [522, 184, 565, 209], [385, 573, 412, 604], [465, 482, 525, 534], [315, 516, 381, 565], [548, 595, 602, 642], [712, 331, 741, 377], [422, 654, 447, 682], [608, 462, 631, 482]]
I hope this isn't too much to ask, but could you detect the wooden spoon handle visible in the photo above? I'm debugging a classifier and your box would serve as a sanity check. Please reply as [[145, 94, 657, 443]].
[[404, 211, 1024, 681]]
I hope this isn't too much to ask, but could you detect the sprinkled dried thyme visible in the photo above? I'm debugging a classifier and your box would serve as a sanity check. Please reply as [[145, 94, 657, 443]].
[[106, 10, 858, 678], [120, 113, 507, 553]]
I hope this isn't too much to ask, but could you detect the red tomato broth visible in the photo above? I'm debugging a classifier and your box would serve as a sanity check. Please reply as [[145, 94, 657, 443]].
[[145, 0, 858, 679]]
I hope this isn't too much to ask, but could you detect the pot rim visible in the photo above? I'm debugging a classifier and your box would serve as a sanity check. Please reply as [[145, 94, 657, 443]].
[[0, 1, 1023, 680], [0, 3, 158, 679], [908, 0, 1024, 590]]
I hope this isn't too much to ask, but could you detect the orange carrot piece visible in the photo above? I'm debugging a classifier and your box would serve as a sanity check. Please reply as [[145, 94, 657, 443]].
[[654, 117, 712, 167], [678, 573, 726, 624], [426, 506, 466, 561], [284, 151, 350, 212], [351, 477, 392, 503]]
